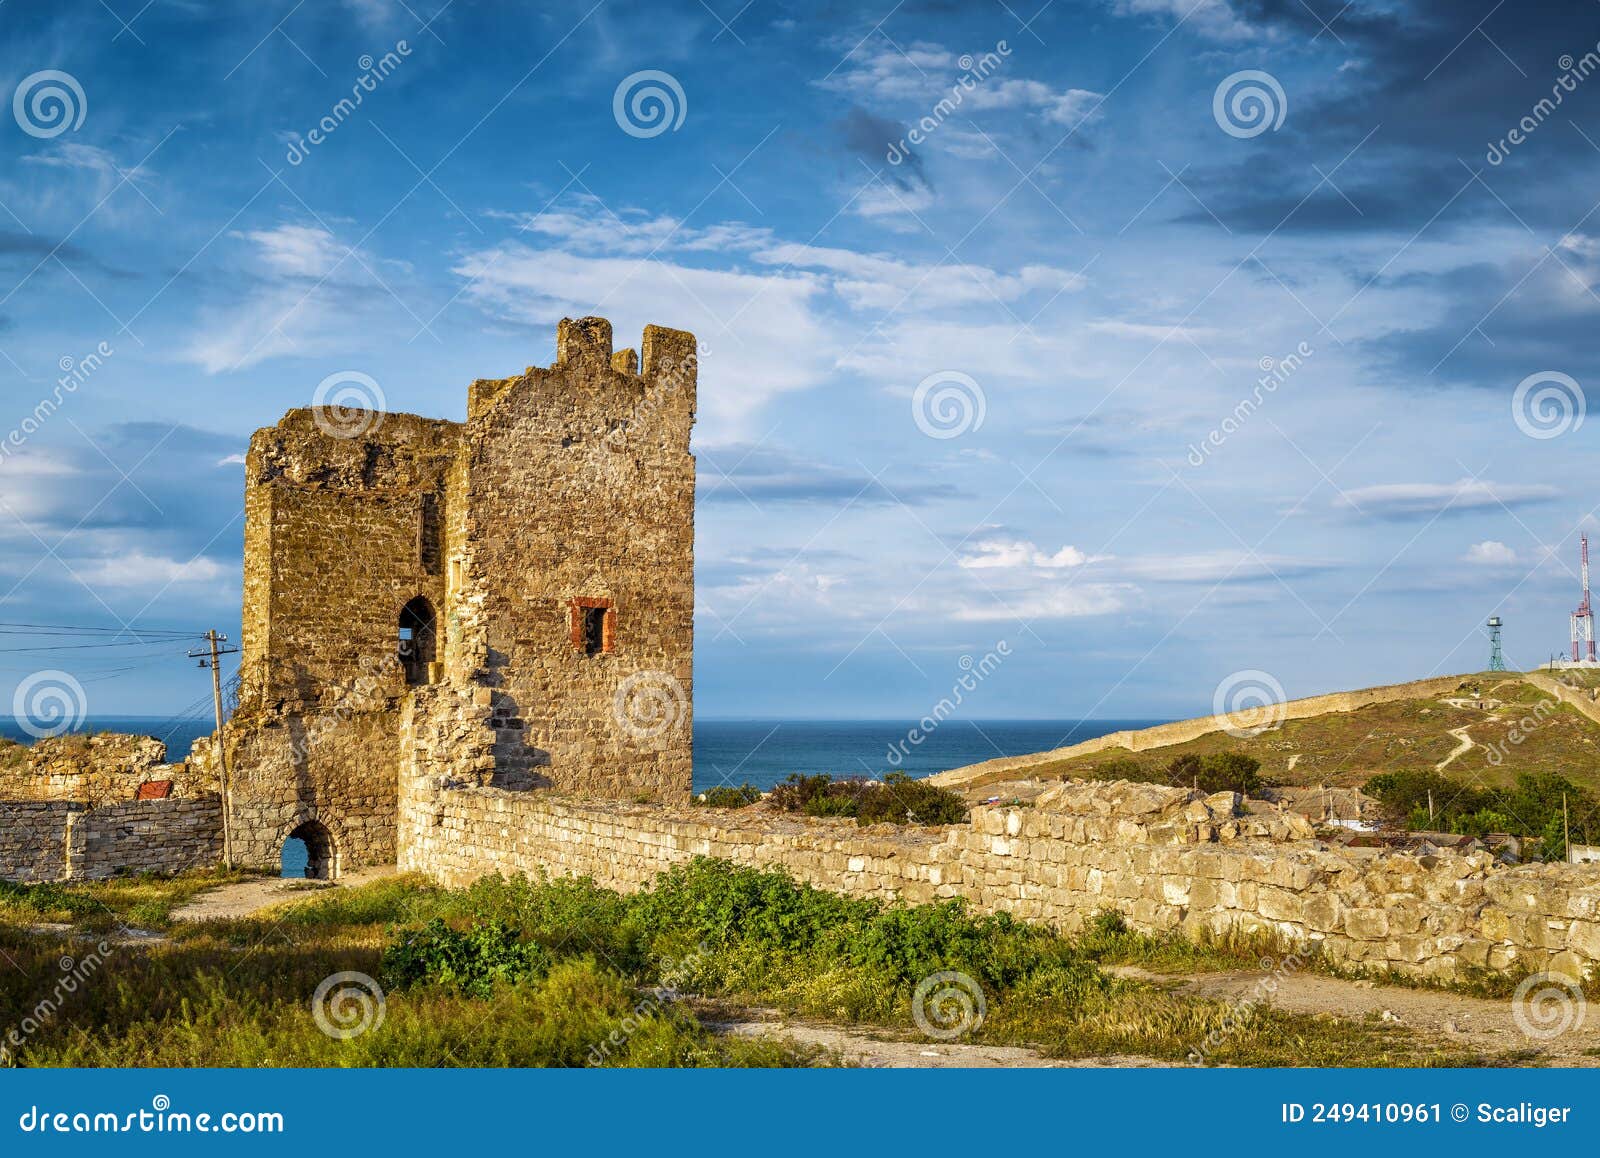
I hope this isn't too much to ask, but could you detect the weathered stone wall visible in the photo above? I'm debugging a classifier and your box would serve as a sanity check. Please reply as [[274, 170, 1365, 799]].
[[0, 796, 222, 882], [239, 410, 459, 714], [448, 318, 697, 802], [0, 734, 207, 806], [66, 796, 224, 880], [931, 674, 1479, 788], [399, 777, 1600, 982], [0, 801, 83, 882]]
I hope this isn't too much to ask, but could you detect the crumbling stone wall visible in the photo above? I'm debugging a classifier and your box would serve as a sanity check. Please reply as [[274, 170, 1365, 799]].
[[398, 777, 1600, 982], [445, 318, 697, 801], [0, 734, 206, 806]]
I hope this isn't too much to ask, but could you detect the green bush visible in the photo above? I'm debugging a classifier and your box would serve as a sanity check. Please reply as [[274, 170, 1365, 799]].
[[765, 772, 967, 826], [697, 784, 763, 808], [1367, 769, 1600, 856], [1084, 752, 1262, 795], [381, 916, 551, 997]]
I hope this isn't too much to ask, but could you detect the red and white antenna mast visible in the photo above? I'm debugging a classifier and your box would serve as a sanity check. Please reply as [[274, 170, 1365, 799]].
[[1573, 533, 1595, 663]]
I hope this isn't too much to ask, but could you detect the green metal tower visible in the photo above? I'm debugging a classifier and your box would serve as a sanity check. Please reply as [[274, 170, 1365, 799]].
[[1487, 616, 1507, 671]]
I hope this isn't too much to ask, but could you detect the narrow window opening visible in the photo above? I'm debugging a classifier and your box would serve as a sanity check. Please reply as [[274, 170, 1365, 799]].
[[569, 598, 615, 656], [418, 493, 442, 575], [582, 606, 606, 656], [399, 595, 437, 685]]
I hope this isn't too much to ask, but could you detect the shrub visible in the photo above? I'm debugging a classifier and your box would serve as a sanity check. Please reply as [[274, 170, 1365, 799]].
[[855, 773, 968, 826], [1367, 769, 1600, 856], [1166, 752, 1263, 795], [1084, 752, 1262, 795], [766, 772, 968, 826], [381, 917, 551, 997], [697, 784, 763, 808]]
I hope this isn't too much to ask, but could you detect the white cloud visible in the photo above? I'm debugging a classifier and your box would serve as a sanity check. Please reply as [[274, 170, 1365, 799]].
[[952, 584, 1130, 620], [753, 242, 1085, 311], [181, 224, 396, 373], [451, 243, 833, 436], [959, 538, 1092, 569], [820, 41, 1101, 127], [1110, 0, 1256, 39], [1337, 479, 1560, 518], [1113, 550, 1328, 583], [1464, 540, 1518, 565], [1087, 320, 1220, 341], [235, 224, 347, 278], [21, 143, 151, 185], [74, 551, 228, 588], [452, 199, 1090, 435]]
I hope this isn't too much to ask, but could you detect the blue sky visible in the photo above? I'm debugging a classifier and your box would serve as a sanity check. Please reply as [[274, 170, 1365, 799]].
[[0, 0, 1597, 723]]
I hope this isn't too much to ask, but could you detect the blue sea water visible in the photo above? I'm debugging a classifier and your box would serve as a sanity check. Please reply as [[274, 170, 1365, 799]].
[[0, 715, 1165, 792], [1, 715, 1165, 877]]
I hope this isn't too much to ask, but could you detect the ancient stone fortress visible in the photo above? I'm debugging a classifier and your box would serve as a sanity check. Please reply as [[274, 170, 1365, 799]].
[[219, 316, 699, 875], [6, 314, 1600, 985]]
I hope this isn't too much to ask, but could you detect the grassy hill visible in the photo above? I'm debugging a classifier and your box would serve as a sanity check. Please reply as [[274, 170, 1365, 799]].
[[1003, 675, 1600, 795]]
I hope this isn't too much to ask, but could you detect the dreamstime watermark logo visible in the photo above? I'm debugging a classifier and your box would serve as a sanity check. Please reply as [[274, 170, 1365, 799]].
[[13, 70, 86, 139], [587, 942, 709, 1064], [912, 970, 986, 1040], [1484, 693, 1564, 767], [1188, 949, 1308, 1063], [312, 370, 386, 439], [886, 41, 1012, 164], [613, 670, 688, 740], [12, 670, 88, 740], [16, 1095, 284, 1134], [886, 641, 1010, 767], [1512, 370, 1584, 440], [912, 370, 985, 439], [1487, 44, 1600, 164], [0, 340, 113, 470], [0, 941, 112, 1065], [311, 971, 385, 1040], [602, 345, 703, 451], [1213, 669, 1287, 738], [1212, 70, 1286, 139], [285, 42, 412, 166], [1187, 341, 1313, 466], [1511, 971, 1586, 1040], [613, 70, 687, 138]]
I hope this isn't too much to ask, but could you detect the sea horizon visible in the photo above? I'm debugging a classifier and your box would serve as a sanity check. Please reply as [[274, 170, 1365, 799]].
[[0, 715, 1170, 792]]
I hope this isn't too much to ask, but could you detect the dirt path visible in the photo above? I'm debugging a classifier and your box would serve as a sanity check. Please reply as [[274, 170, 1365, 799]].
[[706, 1008, 1176, 1068], [171, 867, 399, 922], [1113, 965, 1600, 1065], [1434, 725, 1474, 770]]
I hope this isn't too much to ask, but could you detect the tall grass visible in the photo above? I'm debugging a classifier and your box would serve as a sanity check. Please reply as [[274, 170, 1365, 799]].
[[0, 861, 1509, 1068]]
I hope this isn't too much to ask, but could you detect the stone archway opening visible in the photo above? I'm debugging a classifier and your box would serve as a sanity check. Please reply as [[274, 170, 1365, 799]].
[[282, 819, 338, 879]]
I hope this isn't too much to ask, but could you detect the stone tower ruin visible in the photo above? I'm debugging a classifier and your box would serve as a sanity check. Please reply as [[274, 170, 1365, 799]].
[[207, 317, 697, 875]]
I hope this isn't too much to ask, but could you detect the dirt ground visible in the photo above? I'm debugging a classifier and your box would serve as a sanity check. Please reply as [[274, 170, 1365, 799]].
[[1112, 965, 1600, 1066], [170, 867, 397, 922], [705, 1006, 1175, 1068]]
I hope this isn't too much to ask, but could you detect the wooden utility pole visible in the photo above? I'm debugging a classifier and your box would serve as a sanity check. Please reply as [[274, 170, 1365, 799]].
[[1564, 792, 1572, 864], [190, 630, 240, 868]]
